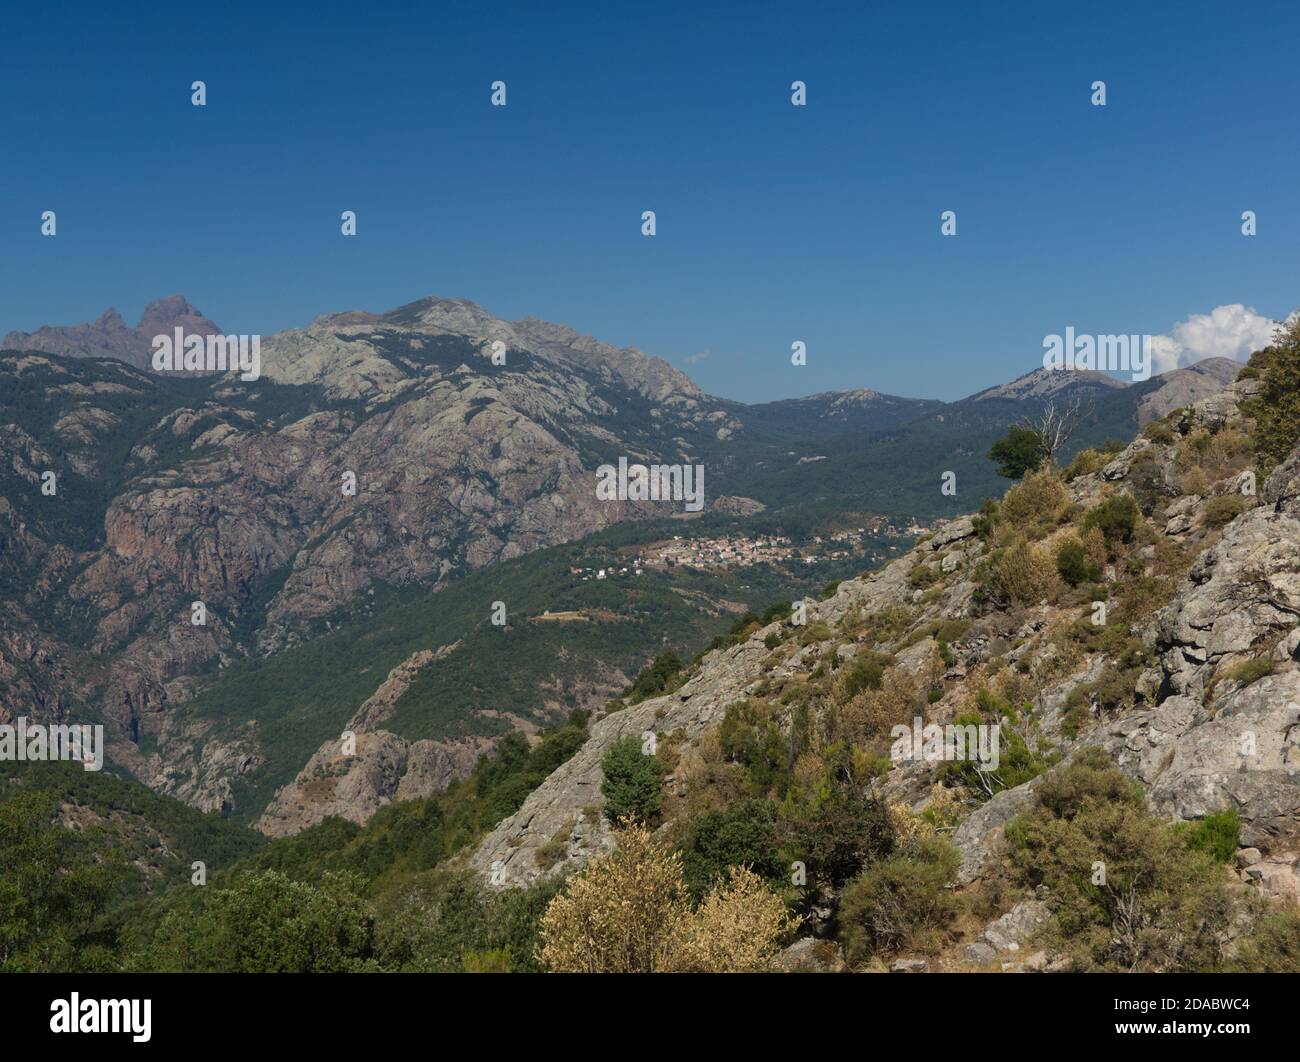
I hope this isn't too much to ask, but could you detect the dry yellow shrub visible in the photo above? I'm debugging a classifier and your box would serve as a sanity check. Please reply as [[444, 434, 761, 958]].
[[832, 671, 919, 745], [993, 541, 1061, 606], [537, 822, 794, 973], [665, 866, 798, 972], [998, 471, 1069, 532]]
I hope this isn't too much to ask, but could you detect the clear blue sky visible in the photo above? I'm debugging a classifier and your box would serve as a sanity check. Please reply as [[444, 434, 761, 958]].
[[1, 0, 1296, 402]]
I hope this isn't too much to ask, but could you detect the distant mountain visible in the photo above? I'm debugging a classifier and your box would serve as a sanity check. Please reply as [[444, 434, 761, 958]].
[[970, 365, 1129, 402], [2, 295, 221, 372], [1135, 356, 1241, 424], [739, 388, 944, 440]]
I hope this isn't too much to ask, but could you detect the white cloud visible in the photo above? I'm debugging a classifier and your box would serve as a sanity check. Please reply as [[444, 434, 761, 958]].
[[1150, 304, 1285, 374], [683, 349, 710, 365]]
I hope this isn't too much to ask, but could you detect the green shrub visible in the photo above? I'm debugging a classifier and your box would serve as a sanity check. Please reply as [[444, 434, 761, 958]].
[[1227, 658, 1274, 686], [1226, 908, 1300, 972], [678, 798, 783, 902], [1083, 494, 1139, 544], [1184, 809, 1240, 864], [626, 651, 685, 704], [838, 652, 890, 698], [907, 563, 939, 589], [1244, 315, 1300, 469], [143, 870, 375, 972], [838, 837, 960, 961], [1055, 537, 1102, 586], [1202, 494, 1252, 527], [1003, 750, 1235, 972], [971, 498, 1000, 539], [778, 786, 894, 889], [718, 701, 787, 792]]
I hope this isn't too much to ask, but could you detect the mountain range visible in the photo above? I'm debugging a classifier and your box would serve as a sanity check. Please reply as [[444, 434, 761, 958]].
[[0, 294, 1248, 828]]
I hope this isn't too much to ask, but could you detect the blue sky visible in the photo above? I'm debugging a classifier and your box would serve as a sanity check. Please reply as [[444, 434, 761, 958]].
[[1, 0, 1296, 402]]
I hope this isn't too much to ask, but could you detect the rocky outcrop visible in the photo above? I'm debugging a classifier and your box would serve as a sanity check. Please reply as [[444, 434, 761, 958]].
[[1136, 357, 1241, 425], [258, 644, 493, 837]]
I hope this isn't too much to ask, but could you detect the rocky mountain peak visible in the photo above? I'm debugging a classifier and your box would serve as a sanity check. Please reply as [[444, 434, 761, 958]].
[[3, 295, 220, 372], [972, 365, 1129, 402]]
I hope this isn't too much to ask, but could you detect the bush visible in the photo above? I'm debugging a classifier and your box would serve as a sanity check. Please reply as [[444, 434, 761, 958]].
[[1226, 908, 1300, 972], [1202, 494, 1252, 527], [938, 714, 1057, 800], [971, 498, 999, 539], [1003, 750, 1236, 971], [1082, 493, 1139, 545], [779, 787, 894, 888], [677, 798, 783, 902], [1063, 448, 1108, 481], [626, 651, 684, 703], [1184, 809, 1240, 864], [907, 563, 939, 589], [144, 870, 375, 972], [992, 541, 1061, 606], [538, 824, 793, 972], [999, 471, 1069, 531], [718, 701, 787, 792], [833, 670, 919, 746], [838, 837, 961, 961], [1227, 658, 1274, 686], [666, 867, 798, 972], [538, 823, 688, 972], [835, 652, 891, 699], [1143, 419, 1176, 444], [1055, 537, 1102, 586], [600, 736, 666, 824]]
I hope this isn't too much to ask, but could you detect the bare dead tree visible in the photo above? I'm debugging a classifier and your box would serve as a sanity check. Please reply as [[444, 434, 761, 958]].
[[1022, 394, 1092, 466]]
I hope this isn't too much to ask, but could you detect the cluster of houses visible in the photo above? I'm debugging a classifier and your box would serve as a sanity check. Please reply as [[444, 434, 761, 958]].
[[565, 519, 932, 581]]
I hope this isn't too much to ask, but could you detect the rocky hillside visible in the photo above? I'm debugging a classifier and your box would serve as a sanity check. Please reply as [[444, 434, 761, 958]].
[[467, 359, 1300, 969]]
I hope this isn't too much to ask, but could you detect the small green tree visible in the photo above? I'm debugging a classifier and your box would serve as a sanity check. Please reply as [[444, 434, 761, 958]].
[[601, 736, 665, 824], [989, 425, 1049, 479]]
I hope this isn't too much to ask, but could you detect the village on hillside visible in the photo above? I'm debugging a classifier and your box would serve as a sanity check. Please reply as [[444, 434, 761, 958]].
[[567, 517, 927, 581]]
